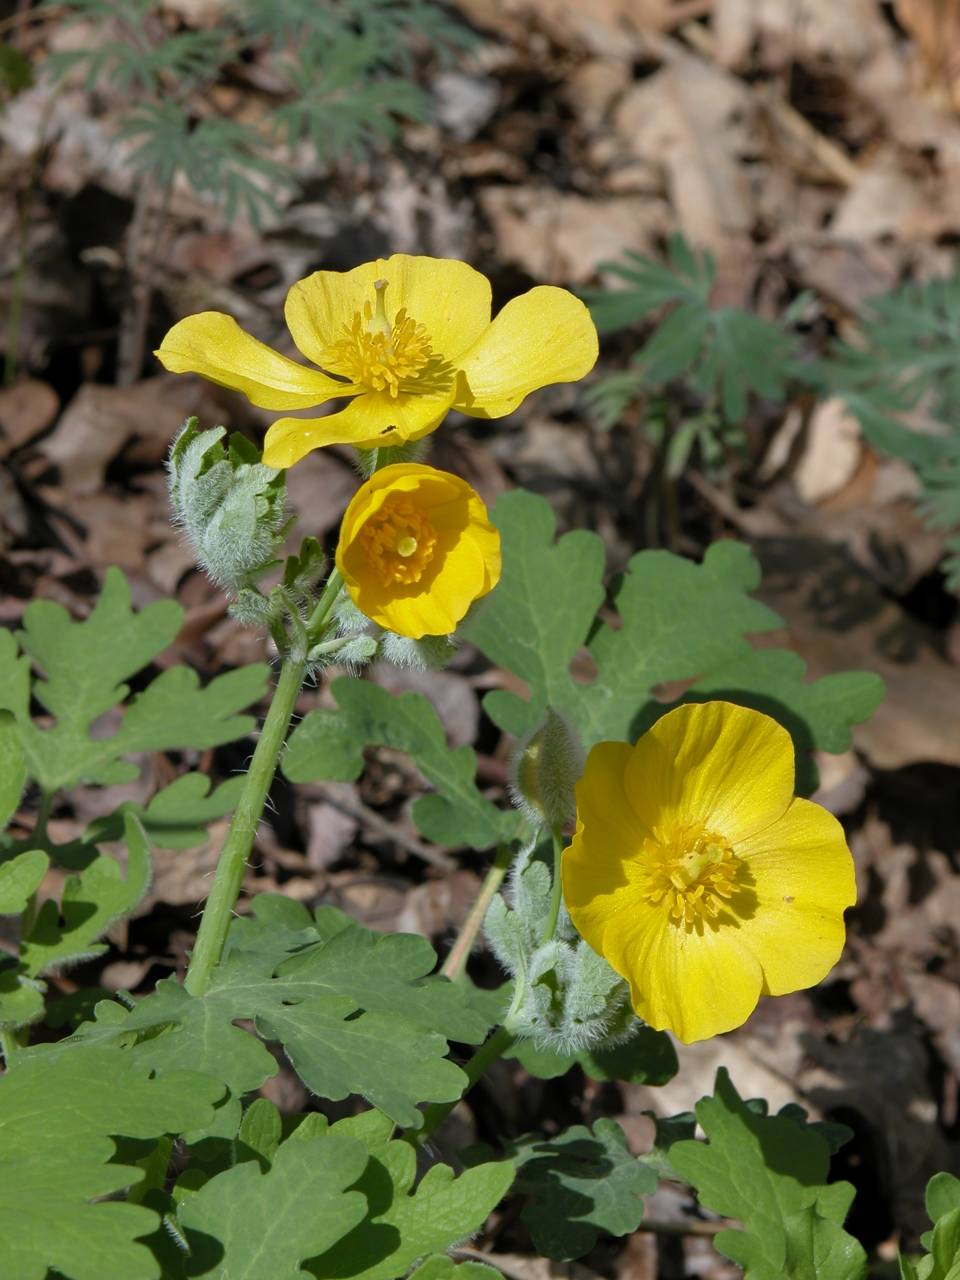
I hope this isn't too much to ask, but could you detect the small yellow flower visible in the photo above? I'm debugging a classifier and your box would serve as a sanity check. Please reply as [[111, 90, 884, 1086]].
[[561, 701, 856, 1044], [336, 463, 500, 639], [155, 254, 598, 468]]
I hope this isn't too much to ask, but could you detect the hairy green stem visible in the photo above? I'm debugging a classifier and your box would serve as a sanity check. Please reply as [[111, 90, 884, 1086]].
[[415, 1023, 517, 1141], [540, 827, 565, 943], [185, 562, 349, 995], [306, 568, 343, 641], [442, 843, 514, 982], [185, 655, 306, 996]]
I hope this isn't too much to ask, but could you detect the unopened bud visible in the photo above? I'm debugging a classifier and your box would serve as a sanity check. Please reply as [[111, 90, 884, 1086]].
[[509, 708, 584, 831], [167, 418, 287, 597]]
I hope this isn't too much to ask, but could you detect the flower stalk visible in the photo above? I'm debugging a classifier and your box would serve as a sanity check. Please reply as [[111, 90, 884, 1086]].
[[184, 653, 307, 996]]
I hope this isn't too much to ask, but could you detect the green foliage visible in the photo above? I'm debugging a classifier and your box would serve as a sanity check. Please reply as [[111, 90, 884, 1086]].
[[47, 0, 472, 224], [0, 710, 26, 828], [0, 813, 150, 1030], [669, 1069, 867, 1280], [484, 840, 637, 1053], [584, 235, 802, 436], [310, 1109, 513, 1280], [0, 1044, 222, 1280], [504, 1118, 655, 1261], [0, 849, 48, 916], [0, 40, 32, 96], [65, 897, 487, 1128], [284, 676, 521, 850], [167, 420, 290, 598], [0, 566, 268, 794], [508, 1023, 678, 1085], [89, 773, 247, 849], [462, 490, 882, 793], [117, 104, 294, 227], [18, 813, 150, 977], [899, 1173, 960, 1279], [824, 274, 960, 590], [173, 1131, 370, 1279]]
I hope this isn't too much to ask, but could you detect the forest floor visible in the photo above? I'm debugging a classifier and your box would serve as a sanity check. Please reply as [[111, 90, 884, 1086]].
[[3, 1, 960, 1275]]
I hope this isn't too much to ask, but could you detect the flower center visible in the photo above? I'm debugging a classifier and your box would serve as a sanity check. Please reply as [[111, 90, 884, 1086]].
[[321, 280, 434, 398], [636, 824, 742, 928], [360, 498, 438, 586]]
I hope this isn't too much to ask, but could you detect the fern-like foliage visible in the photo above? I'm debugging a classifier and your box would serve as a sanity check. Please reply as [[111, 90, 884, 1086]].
[[274, 53, 428, 160], [824, 275, 960, 589], [117, 103, 294, 227], [241, 0, 473, 66], [584, 234, 804, 439], [45, 0, 472, 225]]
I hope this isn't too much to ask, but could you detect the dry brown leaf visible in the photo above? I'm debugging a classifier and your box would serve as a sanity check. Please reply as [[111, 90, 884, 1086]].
[[77, 492, 157, 572], [713, 0, 892, 69], [479, 186, 669, 282], [793, 397, 864, 504], [306, 799, 359, 872], [613, 52, 754, 253], [896, 0, 960, 108], [282, 451, 358, 540], [757, 540, 960, 770], [829, 153, 944, 242], [0, 378, 59, 454], [454, 0, 703, 56], [39, 377, 211, 495], [562, 57, 633, 129]]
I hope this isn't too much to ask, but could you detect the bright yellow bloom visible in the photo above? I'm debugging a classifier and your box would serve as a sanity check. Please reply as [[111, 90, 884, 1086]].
[[561, 701, 856, 1044], [335, 463, 500, 639], [154, 254, 599, 468]]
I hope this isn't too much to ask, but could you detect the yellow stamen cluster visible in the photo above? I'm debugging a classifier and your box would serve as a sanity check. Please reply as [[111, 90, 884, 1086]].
[[637, 824, 741, 928], [360, 499, 438, 586], [322, 282, 434, 398]]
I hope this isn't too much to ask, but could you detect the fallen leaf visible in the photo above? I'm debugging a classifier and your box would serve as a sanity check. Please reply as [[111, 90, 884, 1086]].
[[0, 378, 59, 454], [793, 397, 864, 504], [479, 186, 669, 282], [38, 377, 212, 495], [613, 51, 754, 254]]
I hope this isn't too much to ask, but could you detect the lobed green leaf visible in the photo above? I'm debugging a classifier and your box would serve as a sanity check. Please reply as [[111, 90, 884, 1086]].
[[0, 1044, 222, 1280], [505, 1118, 656, 1261], [670, 1069, 867, 1280], [463, 490, 883, 793], [284, 677, 520, 850]]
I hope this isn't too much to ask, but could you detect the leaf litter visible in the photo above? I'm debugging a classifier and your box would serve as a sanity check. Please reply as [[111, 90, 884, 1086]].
[[3, 1, 960, 1274]]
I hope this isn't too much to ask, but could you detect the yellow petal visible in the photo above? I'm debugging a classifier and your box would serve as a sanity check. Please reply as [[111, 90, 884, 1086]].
[[454, 286, 599, 419], [155, 313, 350, 410], [624, 702, 796, 844], [364, 544, 485, 638], [606, 907, 764, 1043], [262, 385, 456, 468], [562, 742, 643, 951], [335, 464, 500, 638], [285, 255, 492, 367], [735, 798, 855, 996]]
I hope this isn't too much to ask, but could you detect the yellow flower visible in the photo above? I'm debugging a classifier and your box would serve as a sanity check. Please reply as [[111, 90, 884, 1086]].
[[155, 254, 598, 468], [335, 462, 500, 639], [561, 701, 856, 1044]]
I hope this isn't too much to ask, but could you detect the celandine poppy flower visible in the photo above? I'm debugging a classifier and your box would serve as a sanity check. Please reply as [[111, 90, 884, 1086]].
[[336, 463, 500, 639], [155, 254, 598, 467], [561, 701, 856, 1043]]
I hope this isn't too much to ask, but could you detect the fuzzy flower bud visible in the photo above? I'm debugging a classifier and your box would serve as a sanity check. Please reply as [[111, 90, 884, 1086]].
[[484, 838, 641, 1055], [509, 708, 584, 831], [167, 418, 288, 597]]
